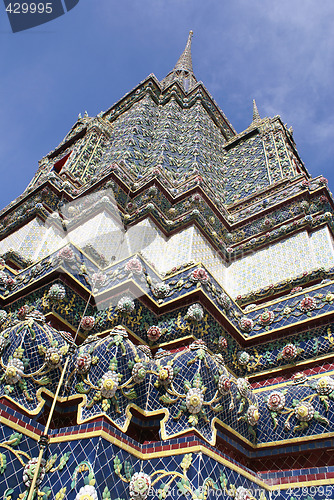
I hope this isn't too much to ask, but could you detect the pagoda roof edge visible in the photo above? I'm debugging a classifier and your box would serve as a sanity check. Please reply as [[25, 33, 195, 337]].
[[101, 73, 161, 119]]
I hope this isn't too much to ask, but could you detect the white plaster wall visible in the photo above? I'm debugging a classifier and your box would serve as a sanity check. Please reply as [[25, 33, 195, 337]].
[[310, 226, 334, 269], [190, 227, 226, 287], [0, 218, 47, 261], [227, 228, 334, 297], [2, 213, 333, 301]]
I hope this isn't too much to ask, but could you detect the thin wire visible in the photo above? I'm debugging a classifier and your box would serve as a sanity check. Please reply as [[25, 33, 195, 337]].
[[27, 195, 96, 499], [26, 287, 94, 500], [27, 184, 131, 498]]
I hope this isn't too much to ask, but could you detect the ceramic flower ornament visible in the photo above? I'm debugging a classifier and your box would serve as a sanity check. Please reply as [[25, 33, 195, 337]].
[[75, 485, 98, 500], [129, 472, 151, 500]]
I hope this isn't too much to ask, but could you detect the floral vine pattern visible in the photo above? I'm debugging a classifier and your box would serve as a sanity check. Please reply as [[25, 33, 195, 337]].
[[0, 432, 70, 500], [113, 453, 217, 500], [265, 374, 334, 432], [112, 452, 268, 500], [0, 315, 71, 412], [68, 327, 151, 415], [0, 314, 332, 445], [1, 252, 334, 384]]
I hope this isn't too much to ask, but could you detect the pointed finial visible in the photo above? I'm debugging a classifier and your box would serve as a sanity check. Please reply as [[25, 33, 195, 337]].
[[78, 113, 82, 119], [161, 31, 197, 91], [173, 30, 194, 73], [252, 99, 261, 122]]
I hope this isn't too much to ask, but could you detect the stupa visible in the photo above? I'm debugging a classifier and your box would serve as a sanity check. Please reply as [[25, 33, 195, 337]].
[[0, 32, 333, 500]]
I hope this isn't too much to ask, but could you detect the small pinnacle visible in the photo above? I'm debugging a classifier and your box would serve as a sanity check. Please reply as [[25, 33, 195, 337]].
[[161, 31, 197, 91], [173, 31, 194, 73], [252, 99, 261, 122]]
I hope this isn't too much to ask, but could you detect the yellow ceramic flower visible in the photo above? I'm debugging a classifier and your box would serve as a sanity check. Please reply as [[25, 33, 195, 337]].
[[50, 353, 60, 364], [159, 368, 168, 381], [103, 379, 114, 391], [6, 366, 17, 378], [100, 370, 119, 398], [45, 347, 63, 368], [155, 365, 173, 387], [297, 405, 308, 418], [189, 394, 200, 407], [5, 358, 24, 384], [318, 378, 327, 389], [79, 494, 93, 500], [294, 401, 314, 421]]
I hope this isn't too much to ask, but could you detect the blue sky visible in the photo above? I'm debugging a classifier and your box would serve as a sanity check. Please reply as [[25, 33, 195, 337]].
[[1, 0, 334, 209]]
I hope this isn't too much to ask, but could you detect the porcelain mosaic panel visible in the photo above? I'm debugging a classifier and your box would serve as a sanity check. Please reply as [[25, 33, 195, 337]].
[[141, 223, 222, 276], [228, 230, 324, 297], [190, 227, 226, 287], [36, 226, 65, 260], [223, 134, 270, 204], [67, 211, 127, 262], [310, 226, 334, 269], [0, 415, 330, 499], [160, 226, 193, 272], [0, 218, 46, 261], [138, 219, 167, 271]]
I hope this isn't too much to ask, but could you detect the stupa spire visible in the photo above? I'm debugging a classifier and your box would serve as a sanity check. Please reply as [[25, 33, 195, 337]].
[[252, 99, 261, 122], [173, 30, 194, 73], [161, 31, 197, 91]]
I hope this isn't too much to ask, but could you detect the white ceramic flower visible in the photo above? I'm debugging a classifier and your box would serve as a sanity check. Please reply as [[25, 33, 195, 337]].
[[0, 335, 6, 353], [235, 486, 255, 500], [236, 378, 250, 397], [186, 388, 204, 414], [45, 347, 63, 369], [47, 284, 66, 301], [247, 405, 260, 426], [5, 358, 24, 384], [0, 310, 7, 326], [238, 351, 250, 366], [76, 485, 98, 500], [117, 296, 135, 313], [186, 304, 204, 321], [23, 458, 46, 487], [132, 362, 147, 383], [316, 376, 334, 395], [100, 370, 119, 398], [130, 472, 151, 499]]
